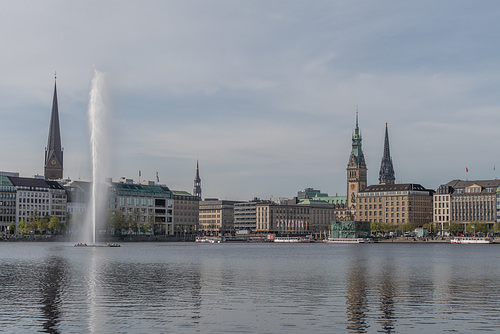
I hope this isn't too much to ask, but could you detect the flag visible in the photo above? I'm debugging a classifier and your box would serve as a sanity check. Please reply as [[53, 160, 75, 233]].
[[139, 170, 141, 177], [156, 172, 159, 182], [466, 167, 468, 173]]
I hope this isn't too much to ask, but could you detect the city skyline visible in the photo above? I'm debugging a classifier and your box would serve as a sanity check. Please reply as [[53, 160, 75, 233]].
[[1, 1, 499, 200]]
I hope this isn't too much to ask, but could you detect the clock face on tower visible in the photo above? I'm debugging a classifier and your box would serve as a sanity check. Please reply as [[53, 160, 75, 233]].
[[350, 184, 355, 190], [51, 159, 57, 165]]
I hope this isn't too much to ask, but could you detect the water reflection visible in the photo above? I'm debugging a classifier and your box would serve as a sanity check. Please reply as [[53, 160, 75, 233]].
[[346, 260, 369, 333], [378, 266, 396, 333], [2, 243, 500, 333], [38, 256, 67, 333]]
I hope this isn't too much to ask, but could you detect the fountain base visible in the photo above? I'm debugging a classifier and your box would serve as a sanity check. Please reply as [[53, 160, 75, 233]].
[[74, 243, 120, 247]]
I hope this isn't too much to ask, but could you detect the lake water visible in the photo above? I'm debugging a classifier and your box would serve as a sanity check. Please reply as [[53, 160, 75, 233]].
[[0, 242, 499, 333]]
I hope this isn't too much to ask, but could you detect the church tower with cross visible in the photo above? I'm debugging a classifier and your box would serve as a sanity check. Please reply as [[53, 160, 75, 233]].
[[44, 75, 64, 180]]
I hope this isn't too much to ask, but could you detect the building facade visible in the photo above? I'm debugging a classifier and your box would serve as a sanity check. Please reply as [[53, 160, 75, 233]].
[[356, 183, 434, 226], [171, 190, 199, 235], [298, 188, 321, 200], [310, 193, 349, 221], [0, 175, 16, 232], [109, 180, 174, 235], [198, 199, 242, 235], [434, 179, 500, 230], [255, 200, 336, 234], [9, 176, 67, 226]]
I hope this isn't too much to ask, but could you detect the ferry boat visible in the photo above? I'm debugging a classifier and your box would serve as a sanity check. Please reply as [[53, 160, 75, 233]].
[[273, 236, 311, 243], [195, 236, 222, 243], [450, 236, 493, 244], [324, 238, 373, 244]]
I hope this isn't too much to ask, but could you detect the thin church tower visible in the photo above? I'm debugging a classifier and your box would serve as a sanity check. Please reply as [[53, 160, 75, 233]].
[[44, 74, 64, 180], [193, 160, 202, 200], [379, 122, 395, 185]]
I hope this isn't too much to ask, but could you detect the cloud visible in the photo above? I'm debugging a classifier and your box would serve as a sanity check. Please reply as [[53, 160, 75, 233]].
[[1, 1, 500, 199]]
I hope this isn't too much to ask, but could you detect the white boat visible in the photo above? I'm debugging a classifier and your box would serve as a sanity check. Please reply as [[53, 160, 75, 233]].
[[273, 236, 311, 243], [195, 236, 222, 243], [324, 238, 373, 244], [451, 236, 493, 244]]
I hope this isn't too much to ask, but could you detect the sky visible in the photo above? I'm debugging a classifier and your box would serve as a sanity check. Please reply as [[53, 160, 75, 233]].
[[1, 1, 500, 201]]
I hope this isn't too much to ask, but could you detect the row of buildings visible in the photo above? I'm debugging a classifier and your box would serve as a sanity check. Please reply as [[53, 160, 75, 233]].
[[2, 80, 499, 236]]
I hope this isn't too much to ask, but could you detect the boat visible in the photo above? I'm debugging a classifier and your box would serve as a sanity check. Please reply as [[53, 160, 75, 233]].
[[451, 236, 493, 244], [107, 243, 121, 247], [273, 236, 311, 243], [195, 236, 222, 243], [324, 238, 373, 244]]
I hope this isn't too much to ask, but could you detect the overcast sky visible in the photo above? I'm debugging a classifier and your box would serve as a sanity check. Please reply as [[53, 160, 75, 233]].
[[1, 1, 499, 200]]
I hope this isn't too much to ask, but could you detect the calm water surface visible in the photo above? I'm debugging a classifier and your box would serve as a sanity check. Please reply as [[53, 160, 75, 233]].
[[0, 242, 499, 333]]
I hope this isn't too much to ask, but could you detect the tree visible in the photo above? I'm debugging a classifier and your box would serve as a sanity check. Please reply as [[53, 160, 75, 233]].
[[48, 215, 62, 234], [111, 211, 127, 234], [18, 219, 35, 235], [468, 221, 488, 234], [37, 216, 49, 234], [449, 222, 463, 235], [371, 222, 383, 234], [398, 222, 416, 233], [382, 222, 396, 234], [144, 216, 155, 235], [422, 222, 438, 234], [8, 222, 16, 234]]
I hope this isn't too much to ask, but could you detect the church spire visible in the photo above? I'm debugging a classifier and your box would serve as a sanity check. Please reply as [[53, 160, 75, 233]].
[[193, 160, 202, 200], [379, 122, 395, 185], [44, 75, 64, 180]]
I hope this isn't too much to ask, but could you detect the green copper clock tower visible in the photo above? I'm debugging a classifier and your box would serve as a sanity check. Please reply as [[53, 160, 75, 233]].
[[346, 108, 367, 213]]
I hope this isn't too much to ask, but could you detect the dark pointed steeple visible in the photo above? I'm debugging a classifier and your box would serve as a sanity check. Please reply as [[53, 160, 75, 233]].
[[379, 122, 395, 185], [193, 160, 202, 200], [44, 74, 64, 180]]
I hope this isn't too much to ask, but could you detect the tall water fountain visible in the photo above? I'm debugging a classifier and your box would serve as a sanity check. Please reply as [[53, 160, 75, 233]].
[[84, 68, 110, 245]]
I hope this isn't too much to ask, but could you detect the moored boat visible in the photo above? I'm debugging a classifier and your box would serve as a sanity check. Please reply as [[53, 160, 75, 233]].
[[273, 236, 310, 243], [451, 236, 493, 244], [195, 236, 222, 243], [324, 238, 373, 244]]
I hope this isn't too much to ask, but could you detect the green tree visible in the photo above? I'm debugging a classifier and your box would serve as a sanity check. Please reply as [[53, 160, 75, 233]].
[[144, 216, 155, 236], [382, 222, 396, 234], [398, 222, 416, 233], [18, 219, 35, 235], [48, 215, 62, 234], [8, 222, 16, 234], [449, 222, 463, 235], [37, 216, 49, 234], [468, 221, 488, 234], [422, 222, 438, 234], [370, 222, 383, 234], [18, 220, 26, 235], [111, 211, 127, 234]]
